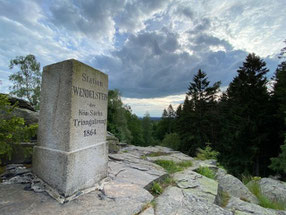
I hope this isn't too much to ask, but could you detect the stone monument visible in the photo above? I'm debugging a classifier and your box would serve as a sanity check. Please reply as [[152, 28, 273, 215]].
[[33, 59, 108, 197]]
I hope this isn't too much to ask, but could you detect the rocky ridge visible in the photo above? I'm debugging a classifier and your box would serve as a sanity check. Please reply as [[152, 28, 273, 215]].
[[1, 144, 286, 215]]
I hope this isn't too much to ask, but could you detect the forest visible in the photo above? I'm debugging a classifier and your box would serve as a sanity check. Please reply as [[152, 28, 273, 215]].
[[107, 44, 286, 179]]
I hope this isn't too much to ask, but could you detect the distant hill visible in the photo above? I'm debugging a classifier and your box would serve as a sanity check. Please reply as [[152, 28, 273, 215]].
[[150, 117, 161, 121], [138, 117, 161, 121]]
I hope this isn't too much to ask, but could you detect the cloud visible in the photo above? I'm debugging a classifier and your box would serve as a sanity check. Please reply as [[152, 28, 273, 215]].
[[0, 0, 284, 116], [93, 26, 254, 98], [122, 93, 186, 117]]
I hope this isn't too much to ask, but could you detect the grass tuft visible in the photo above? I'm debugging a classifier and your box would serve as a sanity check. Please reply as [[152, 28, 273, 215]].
[[247, 181, 285, 210], [149, 176, 175, 197], [154, 160, 192, 174], [195, 166, 215, 179], [220, 191, 230, 207], [146, 152, 170, 157], [151, 182, 163, 195]]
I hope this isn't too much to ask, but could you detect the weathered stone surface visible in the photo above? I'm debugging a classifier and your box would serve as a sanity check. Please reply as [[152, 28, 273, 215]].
[[11, 108, 39, 125], [174, 168, 218, 203], [0, 183, 153, 215], [122, 145, 173, 157], [258, 178, 286, 206], [226, 196, 286, 215], [139, 206, 155, 215], [2, 145, 286, 214], [5, 94, 35, 111], [107, 132, 120, 153], [155, 186, 232, 215], [216, 173, 258, 204], [109, 152, 166, 187], [146, 151, 194, 163], [103, 181, 153, 203], [33, 59, 108, 197]]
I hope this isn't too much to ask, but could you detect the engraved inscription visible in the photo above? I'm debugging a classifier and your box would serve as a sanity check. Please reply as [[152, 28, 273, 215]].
[[72, 71, 107, 138]]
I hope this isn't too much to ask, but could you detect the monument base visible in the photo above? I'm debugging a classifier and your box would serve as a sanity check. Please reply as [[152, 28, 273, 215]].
[[33, 142, 108, 197]]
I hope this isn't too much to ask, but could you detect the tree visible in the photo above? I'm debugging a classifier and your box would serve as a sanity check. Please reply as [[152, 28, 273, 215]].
[[125, 106, 144, 146], [142, 112, 154, 146], [220, 53, 271, 176], [177, 69, 221, 155], [269, 132, 286, 177], [107, 90, 132, 142], [269, 40, 286, 177], [9, 55, 41, 110], [155, 104, 176, 141]]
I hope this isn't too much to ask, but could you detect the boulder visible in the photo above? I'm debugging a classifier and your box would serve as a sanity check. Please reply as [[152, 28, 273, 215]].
[[5, 95, 35, 111], [0, 94, 39, 125], [10, 108, 39, 125], [216, 173, 258, 204], [225, 196, 286, 215], [258, 178, 286, 206], [106, 132, 120, 153]]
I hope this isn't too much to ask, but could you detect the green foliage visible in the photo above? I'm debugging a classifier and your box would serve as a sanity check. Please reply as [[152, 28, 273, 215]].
[[142, 112, 155, 146], [151, 182, 163, 195], [9, 54, 41, 110], [146, 151, 170, 157], [154, 104, 176, 141], [195, 166, 216, 179], [269, 134, 286, 175], [161, 132, 181, 150], [154, 160, 192, 174], [241, 174, 254, 185], [196, 144, 219, 160], [149, 176, 175, 197], [219, 53, 272, 177], [0, 94, 38, 164], [108, 90, 132, 142], [176, 69, 221, 155], [125, 106, 144, 146], [247, 181, 285, 210]]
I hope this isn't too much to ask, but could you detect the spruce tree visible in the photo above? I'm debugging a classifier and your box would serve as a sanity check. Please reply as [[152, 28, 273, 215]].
[[221, 53, 271, 176], [177, 69, 220, 155], [269, 41, 286, 176]]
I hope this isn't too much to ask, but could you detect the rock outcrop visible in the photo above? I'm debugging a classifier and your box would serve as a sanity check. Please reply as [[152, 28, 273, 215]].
[[258, 178, 286, 206], [216, 172, 258, 204], [1, 145, 286, 215]]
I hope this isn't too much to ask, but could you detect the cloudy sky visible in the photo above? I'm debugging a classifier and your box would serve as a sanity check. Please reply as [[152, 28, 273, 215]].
[[0, 0, 285, 116]]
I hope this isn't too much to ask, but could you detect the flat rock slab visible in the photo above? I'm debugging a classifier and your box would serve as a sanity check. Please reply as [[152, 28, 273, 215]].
[[146, 151, 194, 163], [0, 181, 153, 215], [108, 152, 166, 187], [174, 168, 218, 203], [139, 207, 155, 215], [155, 186, 232, 215], [121, 145, 173, 157]]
